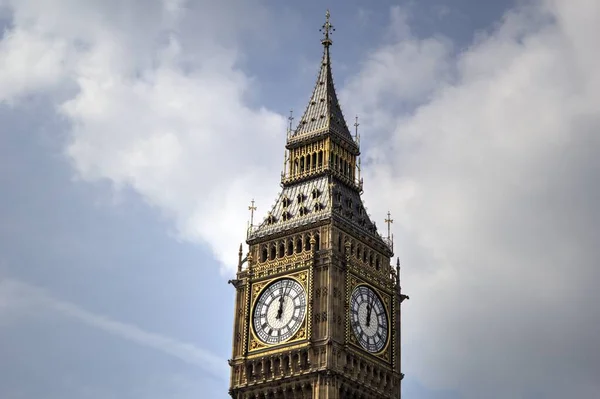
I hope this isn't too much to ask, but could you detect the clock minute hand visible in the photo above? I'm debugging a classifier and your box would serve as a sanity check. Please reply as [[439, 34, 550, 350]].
[[278, 280, 294, 320], [284, 279, 293, 297]]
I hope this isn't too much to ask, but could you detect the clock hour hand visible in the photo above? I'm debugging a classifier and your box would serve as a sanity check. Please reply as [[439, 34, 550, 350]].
[[366, 292, 374, 327], [276, 286, 284, 320], [276, 281, 291, 320]]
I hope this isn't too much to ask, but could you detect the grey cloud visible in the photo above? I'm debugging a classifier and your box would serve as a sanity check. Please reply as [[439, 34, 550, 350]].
[[342, 1, 600, 398]]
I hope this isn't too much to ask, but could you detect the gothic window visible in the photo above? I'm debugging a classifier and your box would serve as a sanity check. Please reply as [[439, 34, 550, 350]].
[[300, 157, 305, 173], [282, 211, 292, 221], [301, 351, 309, 369], [287, 239, 293, 256], [283, 355, 290, 374], [304, 235, 311, 251], [273, 357, 280, 376], [314, 202, 325, 211], [314, 233, 320, 251], [266, 213, 276, 224], [265, 359, 272, 379], [270, 244, 276, 261], [297, 193, 305, 203], [318, 151, 323, 168], [376, 256, 381, 270], [282, 196, 291, 208], [295, 237, 303, 253], [312, 188, 320, 199], [261, 246, 268, 262], [278, 242, 285, 258], [299, 206, 309, 216], [312, 153, 317, 170]]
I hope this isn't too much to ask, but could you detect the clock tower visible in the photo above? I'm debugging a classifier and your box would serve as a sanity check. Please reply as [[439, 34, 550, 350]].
[[228, 11, 409, 399]]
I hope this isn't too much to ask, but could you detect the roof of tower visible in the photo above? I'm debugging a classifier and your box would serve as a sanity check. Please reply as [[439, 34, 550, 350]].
[[288, 11, 358, 152], [247, 176, 392, 256], [246, 11, 391, 255]]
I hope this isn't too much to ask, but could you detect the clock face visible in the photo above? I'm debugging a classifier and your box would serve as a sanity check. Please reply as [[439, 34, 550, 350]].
[[350, 285, 389, 353], [253, 278, 307, 345]]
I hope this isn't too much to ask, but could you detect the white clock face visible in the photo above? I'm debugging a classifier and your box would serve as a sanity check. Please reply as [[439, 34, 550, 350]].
[[350, 285, 389, 353], [253, 278, 307, 345]]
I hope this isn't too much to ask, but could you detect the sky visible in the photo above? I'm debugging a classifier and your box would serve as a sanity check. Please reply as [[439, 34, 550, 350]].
[[1, 0, 599, 398]]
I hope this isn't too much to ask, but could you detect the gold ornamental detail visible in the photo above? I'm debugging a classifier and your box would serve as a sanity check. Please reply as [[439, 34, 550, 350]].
[[247, 268, 313, 354], [347, 258, 394, 292], [346, 274, 393, 363], [246, 341, 310, 360], [254, 252, 313, 271]]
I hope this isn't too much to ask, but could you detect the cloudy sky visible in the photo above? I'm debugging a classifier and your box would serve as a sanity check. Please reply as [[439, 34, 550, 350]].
[[1, 0, 599, 398]]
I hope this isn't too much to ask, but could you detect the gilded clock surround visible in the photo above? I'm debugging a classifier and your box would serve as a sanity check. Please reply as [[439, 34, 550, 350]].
[[346, 280, 392, 360], [227, 11, 409, 399], [248, 271, 313, 353]]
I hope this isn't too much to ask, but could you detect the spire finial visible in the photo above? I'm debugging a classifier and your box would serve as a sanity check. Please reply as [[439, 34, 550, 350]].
[[288, 109, 294, 134], [320, 9, 334, 47], [248, 199, 257, 227], [354, 115, 360, 144], [385, 211, 394, 240], [237, 243, 243, 272]]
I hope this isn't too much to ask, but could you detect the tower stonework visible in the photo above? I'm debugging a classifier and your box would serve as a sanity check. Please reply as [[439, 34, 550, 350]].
[[228, 12, 408, 399]]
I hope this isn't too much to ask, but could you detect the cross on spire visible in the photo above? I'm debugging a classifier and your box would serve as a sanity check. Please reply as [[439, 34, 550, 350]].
[[288, 109, 294, 134], [320, 9, 334, 47], [385, 211, 394, 240], [248, 199, 257, 227]]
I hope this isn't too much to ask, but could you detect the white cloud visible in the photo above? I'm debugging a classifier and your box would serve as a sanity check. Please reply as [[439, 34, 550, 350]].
[[343, 1, 600, 398], [0, 0, 286, 273], [341, 7, 453, 144], [0, 27, 68, 103]]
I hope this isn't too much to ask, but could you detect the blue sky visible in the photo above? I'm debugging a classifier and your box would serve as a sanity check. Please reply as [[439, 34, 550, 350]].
[[1, 0, 600, 398]]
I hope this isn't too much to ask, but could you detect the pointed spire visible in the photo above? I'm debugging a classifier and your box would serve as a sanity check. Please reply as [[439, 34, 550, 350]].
[[289, 10, 357, 152]]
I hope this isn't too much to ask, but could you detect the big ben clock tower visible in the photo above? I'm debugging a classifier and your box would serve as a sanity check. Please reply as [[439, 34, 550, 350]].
[[228, 11, 409, 399]]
